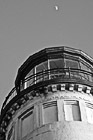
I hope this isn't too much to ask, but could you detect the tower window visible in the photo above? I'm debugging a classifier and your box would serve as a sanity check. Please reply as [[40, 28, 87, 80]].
[[20, 107, 34, 138], [86, 103, 93, 124], [43, 101, 58, 124], [64, 101, 81, 121]]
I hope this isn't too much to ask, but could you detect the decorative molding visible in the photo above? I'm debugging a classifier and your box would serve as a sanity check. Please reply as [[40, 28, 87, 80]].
[[0, 83, 93, 134]]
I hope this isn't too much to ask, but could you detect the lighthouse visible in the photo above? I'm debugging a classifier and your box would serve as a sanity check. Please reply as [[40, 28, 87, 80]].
[[0, 46, 93, 140]]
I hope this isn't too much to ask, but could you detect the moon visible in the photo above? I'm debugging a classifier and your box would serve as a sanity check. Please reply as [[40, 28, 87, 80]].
[[54, 5, 59, 11]]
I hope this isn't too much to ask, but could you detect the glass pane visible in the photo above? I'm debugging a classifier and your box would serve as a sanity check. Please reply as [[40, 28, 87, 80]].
[[25, 69, 34, 88], [80, 62, 93, 82], [80, 62, 91, 72], [36, 61, 48, 73], [43, 104, 58, 124], [72, 104, 81, 121], [36, 61, 48, 82], [20, 69, 35, 90], [88, 75, 93, 82], [65, 59, 79, 69], [49, 59, 64, 79], [50, 59, 64, 69], [22, 111, 34, 137]]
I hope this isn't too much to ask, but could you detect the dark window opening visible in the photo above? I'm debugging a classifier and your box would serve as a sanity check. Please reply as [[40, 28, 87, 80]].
[[43, 101, 58, 124]]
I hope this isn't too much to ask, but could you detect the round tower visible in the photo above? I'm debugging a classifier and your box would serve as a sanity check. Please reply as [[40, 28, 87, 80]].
[[1, 46, 93, 140]]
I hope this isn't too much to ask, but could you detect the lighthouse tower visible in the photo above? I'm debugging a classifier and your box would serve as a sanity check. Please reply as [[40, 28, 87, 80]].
[[0, 46, 93, 140]]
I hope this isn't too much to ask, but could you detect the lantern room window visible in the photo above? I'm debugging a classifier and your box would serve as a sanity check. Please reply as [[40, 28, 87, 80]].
[[36, 61, 48, 83], [64, 59, 79, 69], [49, 59, 64, 79]]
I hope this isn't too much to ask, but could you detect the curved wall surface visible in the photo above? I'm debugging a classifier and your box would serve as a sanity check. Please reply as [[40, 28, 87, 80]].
[[6, 88, 93, 140]]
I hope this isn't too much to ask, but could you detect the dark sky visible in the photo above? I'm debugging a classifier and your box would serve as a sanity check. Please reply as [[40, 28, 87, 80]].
[[0, 0, 93, 108]]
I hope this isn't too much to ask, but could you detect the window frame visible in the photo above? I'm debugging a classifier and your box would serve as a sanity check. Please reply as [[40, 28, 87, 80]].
[[85, 103, 93, 124], [64, 100, 81, 121], [18, 106, 34, 139], [42, 101, 58, 125]]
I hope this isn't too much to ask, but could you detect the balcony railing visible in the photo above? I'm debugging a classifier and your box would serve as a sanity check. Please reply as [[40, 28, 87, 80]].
[[1, 68, 93, 112], [1, 87, 17, 111], [24, 68, 93, 87]]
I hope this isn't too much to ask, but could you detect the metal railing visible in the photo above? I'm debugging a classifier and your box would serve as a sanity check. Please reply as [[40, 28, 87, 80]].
[[1, 68, 93, 112], [24, 68, 93, 86], [1, 87, 17, 111]]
